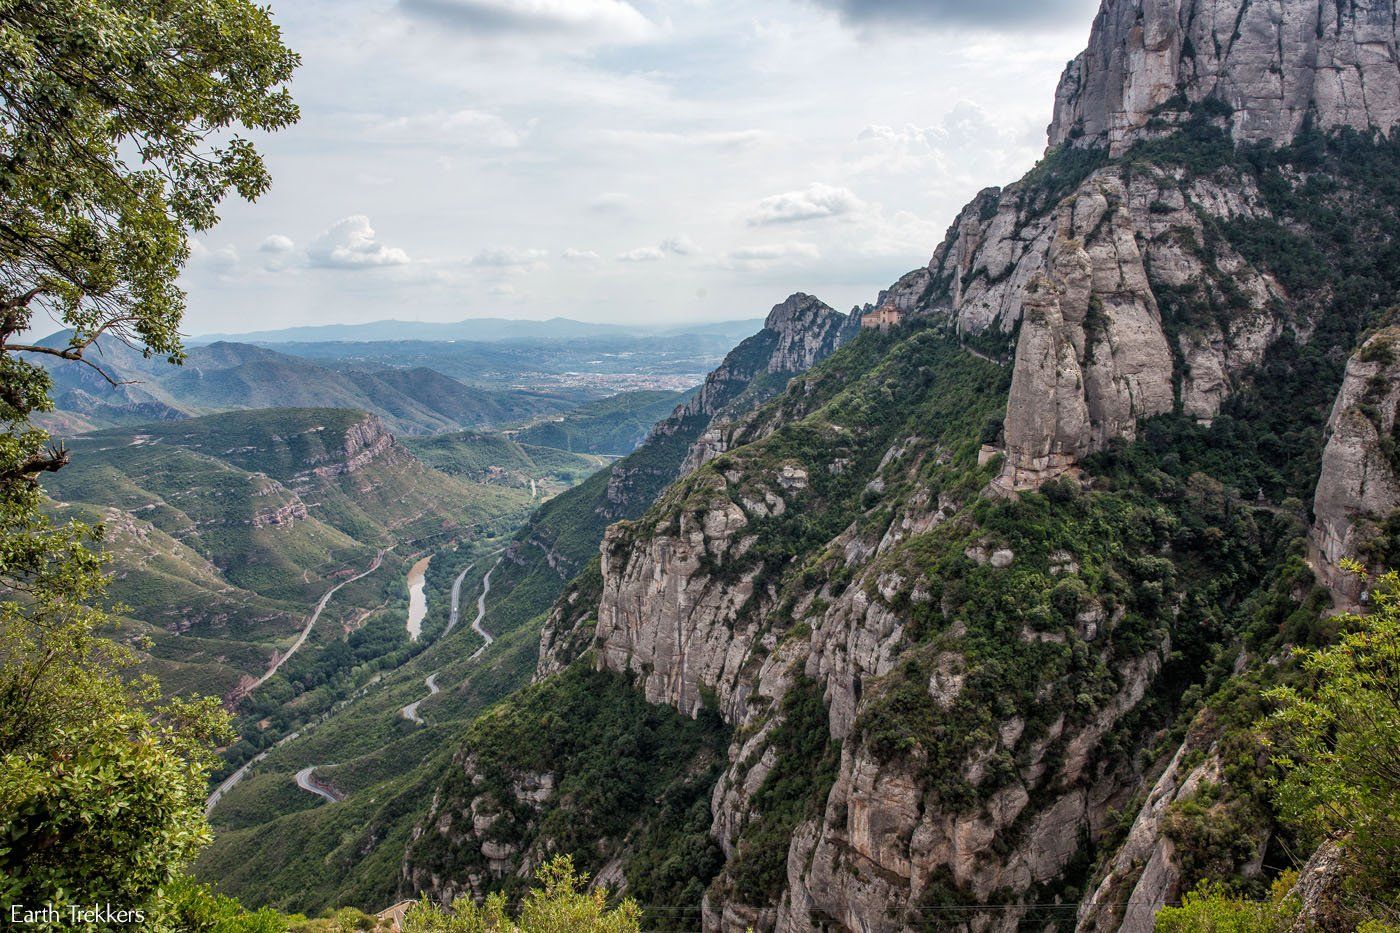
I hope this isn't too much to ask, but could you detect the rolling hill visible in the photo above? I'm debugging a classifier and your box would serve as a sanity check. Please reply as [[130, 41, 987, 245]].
[[42, 408, 602, 707], [29, 333, 579, 436]]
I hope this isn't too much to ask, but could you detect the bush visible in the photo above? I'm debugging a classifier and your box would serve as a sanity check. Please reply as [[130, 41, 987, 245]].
[[402, 856, 640, 932], [1155, 875, 1299, 932]]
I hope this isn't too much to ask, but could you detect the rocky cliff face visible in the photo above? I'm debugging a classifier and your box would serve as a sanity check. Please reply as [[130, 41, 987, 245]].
[[924, 153, 1282, 488], [1312, 328, 1400, 598], [1050, 0, 1400, 156], [406, 1, 1400, 928], [302, 415, 398, 479], [514, 294, 857, 681], [676, 293, 855, 473]]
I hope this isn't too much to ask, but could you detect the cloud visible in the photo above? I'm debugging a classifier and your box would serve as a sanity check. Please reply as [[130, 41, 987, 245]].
[[259, 235, 296, 254], [596, 128, 772, 152], [588, 192, 637, 215], [618, 247, 665, 262], [750, 183, 864, 225], [400, 0, 658, 42], [722, 241, 821, 267], [471, 246, 549, 266], [850, 101, 1040, 185], [661, 235, 701, 256], [209, 246, 240, 272], [307, 216, 411, 269], [366, 108, 528, 148], [808, 0, 1094, 31], [562, 248, 602, 262]]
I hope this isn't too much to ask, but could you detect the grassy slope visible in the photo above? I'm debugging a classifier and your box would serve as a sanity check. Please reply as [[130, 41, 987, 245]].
[[511, 389, 693, 455]]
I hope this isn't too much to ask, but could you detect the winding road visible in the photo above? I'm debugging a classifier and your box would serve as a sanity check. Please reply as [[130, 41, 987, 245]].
[[294, 766, 345, 804], [205, 730, 300, 817], [294, 555, 506, 801], [399, 672, 440, 724], [397, 556, 502, 725], [468, 558, 500, 662], [249, 549, 386, 693], [441, 560, 478, 638]]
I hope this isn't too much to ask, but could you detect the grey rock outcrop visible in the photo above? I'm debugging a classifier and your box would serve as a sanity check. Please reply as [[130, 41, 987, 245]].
[[1078, 740, 1224, 932], [1312, 328, 1400, 598], [679, 294, 855, 473], [1050, 0, 1400, 156], [925, 160, 1279, 488]]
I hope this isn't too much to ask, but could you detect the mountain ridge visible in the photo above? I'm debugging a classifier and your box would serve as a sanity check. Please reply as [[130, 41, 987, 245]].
[[392, 1, 1400, 930]]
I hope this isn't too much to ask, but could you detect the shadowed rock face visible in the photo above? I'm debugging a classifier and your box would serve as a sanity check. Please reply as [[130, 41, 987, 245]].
[[1313, 328, 1400, 600], [1050, 0, 1400, 155]]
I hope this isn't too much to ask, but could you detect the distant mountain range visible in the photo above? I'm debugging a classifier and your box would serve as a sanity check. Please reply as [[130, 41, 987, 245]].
[[29, 332, 582, 437], [192, 316, 765, 346]]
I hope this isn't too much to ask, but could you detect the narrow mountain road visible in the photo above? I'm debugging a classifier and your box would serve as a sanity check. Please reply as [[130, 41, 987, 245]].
[[250, 549, 386, 692], [399, 672, 440, 724], [294, 766, 345, 804], [441, 560, 478, 638], [959, 342, 1006, 367], [469, 558, 501, 661], [205, 730, 301, 817], [399, 555, 502, 725]]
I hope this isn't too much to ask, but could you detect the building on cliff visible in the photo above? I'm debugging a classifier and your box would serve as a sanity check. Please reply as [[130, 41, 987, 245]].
[[860, 301, 903, 332]]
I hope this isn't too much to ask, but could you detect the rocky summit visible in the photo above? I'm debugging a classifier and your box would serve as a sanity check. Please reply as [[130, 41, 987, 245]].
[[1050, 0, 1400, 154], [386, 1, 1400, 930]]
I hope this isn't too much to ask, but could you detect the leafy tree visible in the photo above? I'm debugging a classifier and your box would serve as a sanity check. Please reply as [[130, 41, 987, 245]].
[[0, 0, 298, 432], [0, 0, 297, 919], [1155, 874, 1300, 933], [401, 856, 642, 933], [1265, 565, 1400, 922]]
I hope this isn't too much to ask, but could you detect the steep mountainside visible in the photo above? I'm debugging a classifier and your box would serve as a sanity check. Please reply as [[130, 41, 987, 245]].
[[191, 298, 852, 916], [395, 2, 1400, 931], [511, 389, 695, 456], [491, 294, 855, 674]]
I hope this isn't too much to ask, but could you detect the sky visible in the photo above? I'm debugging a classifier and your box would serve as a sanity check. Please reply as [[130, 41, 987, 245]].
[[177, 0, 1102, 335]]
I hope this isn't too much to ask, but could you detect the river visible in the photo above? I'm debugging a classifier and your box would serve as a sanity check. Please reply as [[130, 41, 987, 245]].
[[405, 555, 432, 641]]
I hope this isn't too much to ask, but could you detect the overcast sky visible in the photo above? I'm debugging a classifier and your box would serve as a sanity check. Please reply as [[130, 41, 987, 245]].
[[177, 0, 1101, 335]]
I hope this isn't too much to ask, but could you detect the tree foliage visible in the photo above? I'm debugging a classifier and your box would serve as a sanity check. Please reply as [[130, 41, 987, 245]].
[[1265, 567, 1400, 920], [0, 0, 299, 390], [1155, 874, 1300, 933], [0, 0, 297, 919], [402, 856, 642, 933]]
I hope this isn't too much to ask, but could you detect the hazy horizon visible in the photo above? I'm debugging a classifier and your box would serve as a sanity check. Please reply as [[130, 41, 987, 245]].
[[161, 0, 1098, 335]]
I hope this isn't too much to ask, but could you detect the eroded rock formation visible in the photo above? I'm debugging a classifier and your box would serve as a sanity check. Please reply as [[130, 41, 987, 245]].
[[1050, 0, 1400, 155]]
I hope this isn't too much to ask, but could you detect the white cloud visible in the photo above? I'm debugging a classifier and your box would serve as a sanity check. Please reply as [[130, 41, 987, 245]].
[[809, 0, 1094, 32], [661, 235, 701, 256], [723, 241, 821, 266], [306, 216, 411, 269], [563, 248, 602, 262], [750, 183, 864, 225], [596, 129, 772, 152], [617, 247, 665, 262], [366, 108, 528, 148], [399, 0, 659, 43], [209, 246, 241, 272], [259, 235, 296, 254], [471, 246, 548, 266], [588, 192, 636, 215]]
